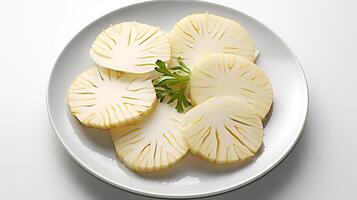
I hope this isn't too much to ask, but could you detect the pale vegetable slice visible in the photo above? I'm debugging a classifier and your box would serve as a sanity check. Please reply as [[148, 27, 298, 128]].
[[181, 96, 263, 164], [68, 67, 156, 129], [90, 21, 170, 73], [110, 103, 189, 173], [190, 53, 273, 120], [169, 13, 257, 68]]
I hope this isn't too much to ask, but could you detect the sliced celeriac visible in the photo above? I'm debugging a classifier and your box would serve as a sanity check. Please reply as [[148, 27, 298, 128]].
[[90, 22, 171, 73], [68, 67, 156, 129], [110, 103, 188, 173], [190, 53, 273, 120], [169, 13, 257, 68], [181, 96, 263, 164]]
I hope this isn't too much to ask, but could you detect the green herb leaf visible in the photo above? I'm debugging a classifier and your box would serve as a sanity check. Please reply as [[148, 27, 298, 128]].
[[152, 58, 192, 112]]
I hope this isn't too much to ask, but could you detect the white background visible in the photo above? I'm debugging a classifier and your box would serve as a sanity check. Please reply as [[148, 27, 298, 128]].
[[1, 0, 356, 199]]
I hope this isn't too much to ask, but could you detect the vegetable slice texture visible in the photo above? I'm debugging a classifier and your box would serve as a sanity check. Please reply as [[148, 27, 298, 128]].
[[181, 96, 263, 164], [169, 13, 257, 68], [110, 103, 189, 173], [68, 67, 156, 129], [90, 22, 171, 73], [190, 53, 273, 120]]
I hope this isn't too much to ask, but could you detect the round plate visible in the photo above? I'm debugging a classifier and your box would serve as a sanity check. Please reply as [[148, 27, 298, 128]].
[[47, 0, 308, 198]]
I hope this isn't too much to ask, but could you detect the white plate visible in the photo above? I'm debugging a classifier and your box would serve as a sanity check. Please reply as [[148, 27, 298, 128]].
[[47, 0, 308, 198]]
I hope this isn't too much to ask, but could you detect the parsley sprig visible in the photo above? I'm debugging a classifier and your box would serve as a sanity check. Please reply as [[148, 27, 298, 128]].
[[152, 58, 192, 112]]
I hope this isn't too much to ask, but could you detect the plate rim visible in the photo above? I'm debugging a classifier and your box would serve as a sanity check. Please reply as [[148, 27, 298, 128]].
[[46, 0, 309, 198]]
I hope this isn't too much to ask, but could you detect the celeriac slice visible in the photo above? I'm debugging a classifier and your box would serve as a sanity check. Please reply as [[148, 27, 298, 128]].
[[169, 13, 257, 68], [68, 67, 156, 129], [90, 22, 170, 73], [110, 103, 188, 173], [181, 96, 263, 164], [190, 53, 273, 120]]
